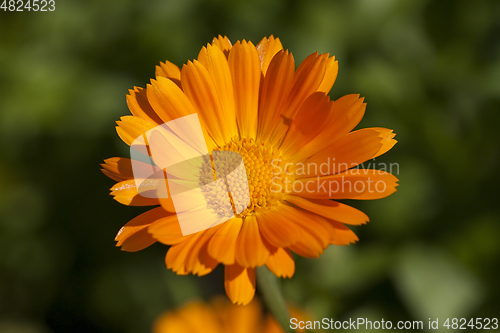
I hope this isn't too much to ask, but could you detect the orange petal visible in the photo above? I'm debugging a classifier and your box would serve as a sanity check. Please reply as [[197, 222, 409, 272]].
[[196, 238, 220, 277], [146, 127, 206, 177], [257, 50, 294, 143], [229, 40, 260, 139], [197, 44, 238, 140], [267, 52, 328, 146], [119, 227, 156, 252], [279, 92, 332, 156], [255, 209, 302, 248], [284, 195, 369, 225], [318, 94, 366, 144], [156, 60, 181, 84], [255, 36, 283, 75], [110, 179, 160, 206], [149, 205, 226, 243], [126, 86, 163, 125], [330, 221, 359, 245], [265, 248, 295, 278], [115, 206, 168, 251], [159, 197, 176, 213], [165, 227, 220, 276], [102, 157, 160, 188], [368, 127, 397, 158], [292, 169, 399, 200], [146, 76, 216, 150], [235, 215, 270, 267], [115, 116, 157, 146], [281, 205, 334, 258], [317, 55, 339, 93], [181, 60, 237, 145], [165, 206, 229, 236], [147, 76, 197, 122], [118, 228, 155, 252], [148, 214, 185, 245], [224, 265, 256, 305], [280, 206, 333, 247], [207, 218, 243, 265], [164, 236, 198, 275], [211, 35, 232, 57], [298, 128, 383, 178], [292, 94, 366, 162], [185, 226, 220, 276], [101, 157, 134, 182]]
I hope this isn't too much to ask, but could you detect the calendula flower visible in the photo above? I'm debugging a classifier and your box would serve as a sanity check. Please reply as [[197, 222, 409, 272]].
[[102, 36, 398, 305], [153, 298, 311, 333]]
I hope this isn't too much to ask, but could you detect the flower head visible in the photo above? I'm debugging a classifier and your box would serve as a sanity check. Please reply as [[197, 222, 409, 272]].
[[102, 36, 398, 305]]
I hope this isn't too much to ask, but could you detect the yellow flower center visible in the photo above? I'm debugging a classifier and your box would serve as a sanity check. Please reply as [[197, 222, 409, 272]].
[[199, 137, 294, 218]]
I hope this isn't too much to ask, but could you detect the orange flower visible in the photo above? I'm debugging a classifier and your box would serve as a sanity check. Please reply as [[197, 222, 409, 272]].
[[102, 36, 398, 305], [153, 298, 311, 333]]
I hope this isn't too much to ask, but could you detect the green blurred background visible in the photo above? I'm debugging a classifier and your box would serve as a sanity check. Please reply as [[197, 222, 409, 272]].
[[1, 0, 499, 332]]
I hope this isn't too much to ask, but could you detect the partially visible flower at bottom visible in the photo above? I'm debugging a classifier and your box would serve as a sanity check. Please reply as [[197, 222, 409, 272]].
[[153, 298, 311, 333]]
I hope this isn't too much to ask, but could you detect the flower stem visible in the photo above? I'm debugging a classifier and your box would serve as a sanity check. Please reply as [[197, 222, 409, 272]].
[[256, 266, 291, 333]]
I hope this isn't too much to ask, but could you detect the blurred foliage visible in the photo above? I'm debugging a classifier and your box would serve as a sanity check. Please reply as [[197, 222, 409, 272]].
[[1, 0, 500, 332]]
